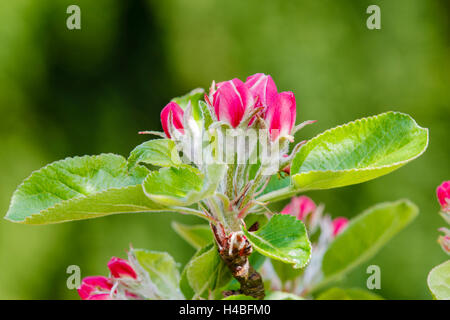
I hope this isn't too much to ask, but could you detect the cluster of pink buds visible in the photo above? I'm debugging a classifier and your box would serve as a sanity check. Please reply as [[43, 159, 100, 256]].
[[281, 195, 348, 238], [78, 257, 138, 300], [262, 196, 349, 294], [436, 181, 450, 255], [154, 73, 314, 209], [160, 73, 300, 143]]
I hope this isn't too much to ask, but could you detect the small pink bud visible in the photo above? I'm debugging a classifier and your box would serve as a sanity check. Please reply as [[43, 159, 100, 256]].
[[264, 91, 296, 141], [77, 276, 113, 300], [438, 228, 450, 254], [245, 73, 278, 108], [107, 257, 137, 279], [160, 102, 184, 139], [212, 78, 254, 128], [332, 217, 349, 237], [436, 181, 450, 211], [438, 235, 450, 254], [282, 196, 316, 221]]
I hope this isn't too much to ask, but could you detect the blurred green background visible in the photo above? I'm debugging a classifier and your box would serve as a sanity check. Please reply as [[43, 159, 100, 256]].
[[0, 0, 448, 299]]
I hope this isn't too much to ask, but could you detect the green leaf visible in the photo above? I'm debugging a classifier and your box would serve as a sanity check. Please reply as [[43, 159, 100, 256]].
[[291, 112, 428, 191], [427, 260, 450, 300], [4, 154, 169, 224], [131, 249, 184, 299], [321, 200, 418, 286], [171, 88, 205, 121], [143, 164, 226, 206], [184, 243, 232, 299], [199, 101, 214, 129], [171, 222, 213, 250], [128, 139, 181, 170], [316, 287, 383, 300], [257, 175, 290, 199], [271, 259, 303, 283], [243, 214, 311, 269], [265, 291, 304, 300], [180, 243, 216, 299]]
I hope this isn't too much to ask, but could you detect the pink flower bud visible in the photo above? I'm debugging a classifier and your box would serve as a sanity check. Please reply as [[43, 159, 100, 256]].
[[107, 257, 138, 279], [77, 276, 113, 300], [282, 196, 316, 221], [332, 217, 348, 237], [438, 235, 450, 254], [264, 91, 296, 141], [436, 181, 450, 211], [245, 73, 278, 108], [160, 102, 184, 139], [438, 228, 450, 254], [212, 78, 254, 128]]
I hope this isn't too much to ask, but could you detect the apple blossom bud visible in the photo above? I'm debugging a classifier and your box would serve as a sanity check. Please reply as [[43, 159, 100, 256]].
[[245, 73, 278, 108], [436, 181, 450, 212], [77, 276, 113, 300], [264, 91, 296, 141], [108, 257, 138, 279], [282, 196, 316, 220], [160, 102, 184, 139], [332, 217, 348, 237], [212, 78, 254, 128], [437, 228, 450, 254], [438, 236, 450, 254]]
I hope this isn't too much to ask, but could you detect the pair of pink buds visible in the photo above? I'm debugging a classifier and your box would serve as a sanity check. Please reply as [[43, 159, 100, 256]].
[[281, 195, 348, 237], [437, 181, 450, 212], [161, 73, 296, 141], [77, 257, 137, 300], [436, 181, 450, 254]]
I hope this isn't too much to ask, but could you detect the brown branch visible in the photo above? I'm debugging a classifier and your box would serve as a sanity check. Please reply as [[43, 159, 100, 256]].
[[211, 223, 265, 300]]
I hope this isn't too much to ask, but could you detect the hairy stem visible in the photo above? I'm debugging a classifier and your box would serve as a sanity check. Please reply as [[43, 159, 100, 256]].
[[211, 223, 265, 299]]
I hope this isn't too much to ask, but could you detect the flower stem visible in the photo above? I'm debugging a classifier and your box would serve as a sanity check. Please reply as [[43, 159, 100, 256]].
[[211, 223, 265, 299]]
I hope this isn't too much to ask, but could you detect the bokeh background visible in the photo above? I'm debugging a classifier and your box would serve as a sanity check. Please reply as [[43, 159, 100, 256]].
[[0, 0, 448, 299]]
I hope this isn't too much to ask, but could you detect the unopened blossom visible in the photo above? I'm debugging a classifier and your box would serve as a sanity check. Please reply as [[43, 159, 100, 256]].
[[77, 276, 113, 300], [264, 91, 296, 141], [78, 257, 139, 300], [108, 257, 138, 279], [212, 78, 254, 128], [245, 73, 278, 108], [438, 228, 450, 254], [332, 217, 349, 237], [281, 196, 316, 220], [436, 181, 450, 212], [160, 101, 184, 139]]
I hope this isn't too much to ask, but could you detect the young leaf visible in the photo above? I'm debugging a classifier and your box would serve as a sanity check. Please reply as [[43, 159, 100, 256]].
[[131, 249, 184, 300], [4, 154, 168, 224], [179, 244, 213, 300], [199, 101, 214, 129], [128, 139, 181, 170], [316, 287, 383, 300], [242, 214, 311, 269], [291, 112, 428, 191], [171, 222, 213, 250], [259, 112, 428, 204], [171, 88, 205, 121], [427, 260, 450, 300], [143, 164, 226, 206], [184, 243, 232, 299], [320, 200, 418, 286]]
